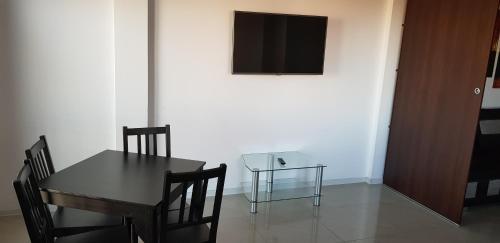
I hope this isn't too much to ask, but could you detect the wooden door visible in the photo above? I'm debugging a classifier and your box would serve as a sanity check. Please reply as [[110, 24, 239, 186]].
[[384, 0, 499, 224]]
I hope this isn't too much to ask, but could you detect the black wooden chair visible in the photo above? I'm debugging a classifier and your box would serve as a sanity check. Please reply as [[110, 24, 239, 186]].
[[466, 109, 500, 206], [158, 164, 227, 243], [123, 125, 174, 242], [13, 164, 131, 243], [123, 125, 171, 156], [25, 136, 123, 237]]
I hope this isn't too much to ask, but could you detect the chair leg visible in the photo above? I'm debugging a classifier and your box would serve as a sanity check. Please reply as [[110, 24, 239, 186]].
[[132, 229, 138, 243], [476, 180, 489, 204], [126, 218, 138, 243]]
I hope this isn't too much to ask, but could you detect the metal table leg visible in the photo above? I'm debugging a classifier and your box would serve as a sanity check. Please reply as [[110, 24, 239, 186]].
[[250, 169, 259, 213], [266, 154, 274, 193], [313, 165, 324, 206]]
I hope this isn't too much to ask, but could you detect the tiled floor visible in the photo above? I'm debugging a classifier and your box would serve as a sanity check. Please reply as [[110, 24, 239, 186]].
[[2, 183, 500, 242]]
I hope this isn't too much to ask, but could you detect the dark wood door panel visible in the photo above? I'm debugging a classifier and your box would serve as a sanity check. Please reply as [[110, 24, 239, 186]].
[[384, 0, 499, 224]]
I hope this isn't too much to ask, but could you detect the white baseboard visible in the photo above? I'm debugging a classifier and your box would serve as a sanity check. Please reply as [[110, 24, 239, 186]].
[[367, 178, 383, 184]]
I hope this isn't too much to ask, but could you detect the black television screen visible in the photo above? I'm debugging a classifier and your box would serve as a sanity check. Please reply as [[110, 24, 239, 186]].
[[232, 11, 328, 75]]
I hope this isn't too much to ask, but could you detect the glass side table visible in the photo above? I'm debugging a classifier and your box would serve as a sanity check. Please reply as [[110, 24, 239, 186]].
[[241, 151, 326, 213]]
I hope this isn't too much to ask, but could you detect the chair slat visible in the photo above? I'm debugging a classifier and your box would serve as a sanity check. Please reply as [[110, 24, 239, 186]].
[[40, 136, 55, 174], [123, 125, 171, 157], [25, 136, 56, 183], [137, 135, 141, 154], [38, 152, 49, 179], [34, 154, 45, 180], [153, 134, 158, 156], [178, 183, 188, 224], [38, 153, 48, 179], [198, 178, 209, 220], [166, 125, 171, 157], [123, 126, 129, 153], [188, 179, 201, 222], [39, 152, 48, 177], [160, 164, 227, 243], [160, 176, 172, 243], [30, 156, 40, 181]]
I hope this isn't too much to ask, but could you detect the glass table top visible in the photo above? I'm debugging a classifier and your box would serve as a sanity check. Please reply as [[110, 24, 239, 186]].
[[242, 151, 325, 172]]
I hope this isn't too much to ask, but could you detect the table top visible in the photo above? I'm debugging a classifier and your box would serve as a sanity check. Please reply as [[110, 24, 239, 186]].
[[39, 150, 206, 207], [242, 151, 325, 172]]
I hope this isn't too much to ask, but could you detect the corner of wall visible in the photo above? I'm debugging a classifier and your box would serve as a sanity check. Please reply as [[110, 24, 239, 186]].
[[111, 0, 118, 150], [365, 0, 407, 182], [113, 0, 150, 150], [365, 0, 397, 180]]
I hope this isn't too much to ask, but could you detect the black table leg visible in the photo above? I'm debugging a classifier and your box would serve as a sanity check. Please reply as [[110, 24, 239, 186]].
[[142, 208, 157, 243]]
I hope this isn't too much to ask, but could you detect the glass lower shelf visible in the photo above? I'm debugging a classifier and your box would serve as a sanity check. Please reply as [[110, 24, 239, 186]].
[[244, 186, 316, 203]]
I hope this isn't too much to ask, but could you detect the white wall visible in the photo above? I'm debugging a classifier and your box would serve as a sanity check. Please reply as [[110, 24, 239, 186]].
[[0, 0, 406, 211], [483, 23, 500, 109], [0, 0, 116, 212], [483, 77, 500, 108], [0, 0, 21, 213], [367, 0, 406, 182], [114, 0, 150, 149], [156, 0, 394, 190]]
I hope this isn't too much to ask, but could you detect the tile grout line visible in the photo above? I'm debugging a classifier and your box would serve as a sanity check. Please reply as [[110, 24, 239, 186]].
[[316, 216, 347, 242]]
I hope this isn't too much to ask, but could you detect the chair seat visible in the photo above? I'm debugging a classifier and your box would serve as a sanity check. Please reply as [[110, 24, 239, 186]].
[[163, 224, 210, 243], [52, 207, 123, 236], [159, 210, 210, 243], [56, 226, 130, 243]]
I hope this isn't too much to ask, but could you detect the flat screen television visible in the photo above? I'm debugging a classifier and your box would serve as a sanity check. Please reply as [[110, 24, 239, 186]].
[[232, 11, 328, 75]]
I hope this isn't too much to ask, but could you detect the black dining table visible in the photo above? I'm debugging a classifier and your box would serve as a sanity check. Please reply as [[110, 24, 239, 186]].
[[38, 150, 206, 243]]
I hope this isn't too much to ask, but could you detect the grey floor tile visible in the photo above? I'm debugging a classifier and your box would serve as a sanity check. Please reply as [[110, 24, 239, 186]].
[[317, 187, 458, 241], [255, 216, 343, 243], [217, 217, 267, 243], [0, 215, 29, 242], [348, 225, 500, 243], [321, 183, 407, 207], [4, 184, 500, 243]]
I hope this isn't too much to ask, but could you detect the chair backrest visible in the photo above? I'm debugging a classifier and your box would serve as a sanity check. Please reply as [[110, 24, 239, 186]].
[[474, 109, 500, 152], [25, 136, 55, 182], [123, 125, 171, 156], [13, 163, 54, 243], [161, 164, 227, 243]]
